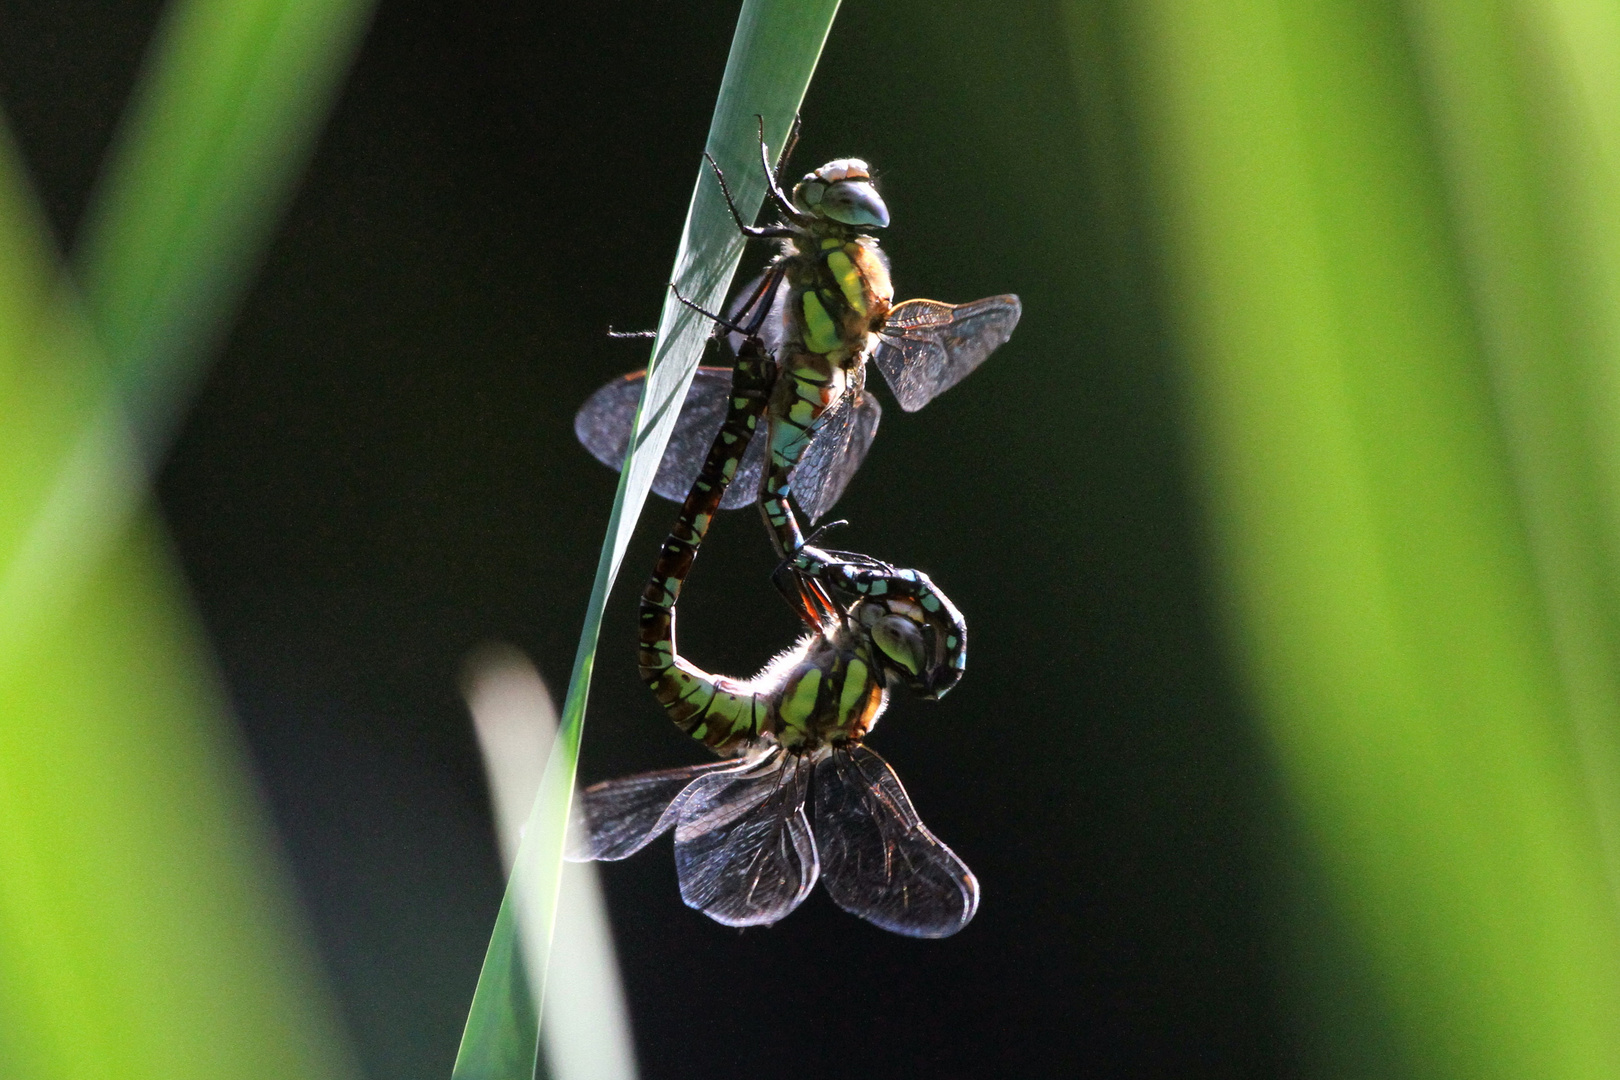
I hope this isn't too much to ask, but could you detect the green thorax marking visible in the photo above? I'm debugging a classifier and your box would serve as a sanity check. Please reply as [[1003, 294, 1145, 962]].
[[825, 249, 867, 318], [801, 290, 841, 356]]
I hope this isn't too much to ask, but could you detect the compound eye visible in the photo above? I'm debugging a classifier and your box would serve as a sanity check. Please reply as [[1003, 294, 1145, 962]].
[[792, 178, 826, 216], [871, 614, 928, 677], [819, 179, 889, 228]]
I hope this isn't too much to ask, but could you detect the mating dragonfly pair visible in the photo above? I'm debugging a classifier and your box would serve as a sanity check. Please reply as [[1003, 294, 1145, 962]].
[[569, 121, 1020, 938]]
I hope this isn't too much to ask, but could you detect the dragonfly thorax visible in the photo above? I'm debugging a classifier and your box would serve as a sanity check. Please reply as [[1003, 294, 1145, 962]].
[[777, 236, 894, 368], [762, 627, 889, 751]]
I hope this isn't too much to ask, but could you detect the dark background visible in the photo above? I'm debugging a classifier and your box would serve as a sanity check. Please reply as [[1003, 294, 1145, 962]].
[[1, 1, 1296, 1076]]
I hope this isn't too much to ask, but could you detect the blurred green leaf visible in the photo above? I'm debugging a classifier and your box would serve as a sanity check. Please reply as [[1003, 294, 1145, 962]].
[[0, 138, 353, 1078], [2, 0, 376, 671], [1405, 0, 1620, 893], [1104, 0, 1620, 1076], [452, 2, 841, 1077], [0, 0, 379, 1074], [464, 645, 639, 1080], [77, 0, 376, 443]]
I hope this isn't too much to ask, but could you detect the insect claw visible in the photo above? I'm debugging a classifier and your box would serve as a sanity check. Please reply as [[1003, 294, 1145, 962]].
[[804, 519, 850, 546], [776, 113, 803, 184]]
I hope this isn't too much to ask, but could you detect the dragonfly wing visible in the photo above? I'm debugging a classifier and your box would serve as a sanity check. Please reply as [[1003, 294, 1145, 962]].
[[568, 758, 752, 862], [574, 366, 762, 505], [789, 377, 883, 524], [724, 271, 790, 360], [872, 294, 1022, 413], [673, 746, 819, 927], [813, 744, 979, 938]]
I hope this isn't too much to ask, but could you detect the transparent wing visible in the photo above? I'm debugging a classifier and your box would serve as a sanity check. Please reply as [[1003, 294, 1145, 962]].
[[789, 369, 883, 524], [813, 744, 979, 938], [871, 294, 1022, 413], [573, 366, 767, 510], [568, 758, 752, 862], [724, 271, 790, 360], [674, 746, 819, 927]]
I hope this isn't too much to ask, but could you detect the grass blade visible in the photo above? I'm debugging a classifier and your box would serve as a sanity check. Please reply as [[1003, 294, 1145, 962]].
[[2, 0, 376, 680], [0, 131, 353, 1080], [76, 0, 377, 444], [464, 644, 638, 1080], [452, 2, 841, 1076], [1116, 0, 1620, 1075]]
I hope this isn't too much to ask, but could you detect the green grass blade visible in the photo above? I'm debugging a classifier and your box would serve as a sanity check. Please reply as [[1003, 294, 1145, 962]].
[[464, 645, 638, 1080], [75, 0, 376, 443], [452, 3, 840, 1076], [1403, 0, 1620, 894], [1114, 0, 1620, 1075], [2, 0, 376, 676], [0, 130, 353, 1080]]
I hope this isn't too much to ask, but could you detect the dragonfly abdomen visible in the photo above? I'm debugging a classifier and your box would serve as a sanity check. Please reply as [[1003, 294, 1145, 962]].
[[652, 659, 766, 752], [639, 342, 774, 752]]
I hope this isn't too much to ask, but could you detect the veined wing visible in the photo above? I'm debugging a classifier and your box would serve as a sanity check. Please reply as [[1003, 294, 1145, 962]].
[[574, 366, 768, 510], [674, 745, 819, 927], [813, 744, 979, 938], [568, 758, 754, 862], [789, 366, 882, 523], [871, 295, 1021, 413], [574, 358, 870, 519]]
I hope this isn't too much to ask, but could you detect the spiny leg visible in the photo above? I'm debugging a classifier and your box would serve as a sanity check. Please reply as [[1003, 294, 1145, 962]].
[[705, 149, 799, 240], [773, 113, 803, 191], [702, 114, 807, 241], [755, 114, 800, 220]]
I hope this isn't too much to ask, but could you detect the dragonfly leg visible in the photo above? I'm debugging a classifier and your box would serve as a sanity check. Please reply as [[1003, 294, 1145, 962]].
[[755, 114, 801, 221], [704, 151, 798, 240], [773, 113, 803, 191], [727, 262, 787, 337], [669, 261, 784, 343]]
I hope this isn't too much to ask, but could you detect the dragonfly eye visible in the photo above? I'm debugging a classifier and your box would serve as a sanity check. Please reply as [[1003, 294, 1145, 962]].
[[870, 614, 928, 680], [793, 159, 890, 229], [819, 180, 889, 229]]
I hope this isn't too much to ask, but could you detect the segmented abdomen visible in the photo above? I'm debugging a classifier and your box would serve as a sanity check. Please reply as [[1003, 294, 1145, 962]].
[[638, 343, 774, 752]]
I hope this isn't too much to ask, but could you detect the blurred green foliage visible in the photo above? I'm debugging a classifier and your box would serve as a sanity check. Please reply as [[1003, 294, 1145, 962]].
[[0, 0, 372, 1075], [1092, 0, 1620, 1075], [5, 0, 1620, 1077]]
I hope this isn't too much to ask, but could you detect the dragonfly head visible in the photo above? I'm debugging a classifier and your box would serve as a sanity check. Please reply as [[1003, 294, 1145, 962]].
[[793, 159, 890, 229], [853, 579, 966, 700]]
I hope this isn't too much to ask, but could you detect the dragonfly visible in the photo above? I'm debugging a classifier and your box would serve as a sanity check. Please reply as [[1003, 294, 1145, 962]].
[[569, 311, 979, 938], [576, 120, 1022, 559]]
